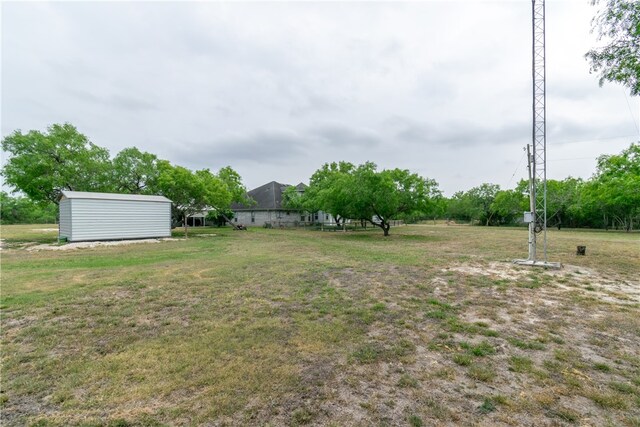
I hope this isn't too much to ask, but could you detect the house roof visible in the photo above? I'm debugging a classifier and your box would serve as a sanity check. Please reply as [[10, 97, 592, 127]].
[[231, 181, 292, 210], [60, 191, 171, 203]]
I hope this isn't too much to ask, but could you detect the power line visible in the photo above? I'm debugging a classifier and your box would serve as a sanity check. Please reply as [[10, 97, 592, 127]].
[[622, 88, 640, 136], [548, 156, 597, 162], [505, 148, 527, 187], [552, 134, 638, 145]]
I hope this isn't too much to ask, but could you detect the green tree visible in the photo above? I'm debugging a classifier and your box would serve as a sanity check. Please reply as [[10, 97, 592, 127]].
[[491, 189, 528, 225], [156, 162, 210, 237], [281, 186, 305, 211], [303, 161, 356, 227], [447, 191, 475, 223], [545, 178, 584, 229], [218, 166, 248, 203], [0, 192, 57, 224], [112, 147, 161, 194], [467, 183, 500, 226], [309, 162, 439, 236], [211, 166, 249, 228], [581, 142, 640, 231], [156, 162, 247, 236], [586, 0, 640, 95], [1, 123, 112, 204], [448, 184, 501, 225]]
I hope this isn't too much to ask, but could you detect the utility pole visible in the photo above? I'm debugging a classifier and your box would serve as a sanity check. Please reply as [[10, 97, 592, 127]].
[[515, 0, 561, 269]]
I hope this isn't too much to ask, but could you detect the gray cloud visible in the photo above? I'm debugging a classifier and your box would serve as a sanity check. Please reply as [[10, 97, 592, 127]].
[[2, 1, 638, 196], [392, 116, 528, 148], [170, 128, 310, 169], [308, 122, 381, 148], [64, 88, 158, 112]]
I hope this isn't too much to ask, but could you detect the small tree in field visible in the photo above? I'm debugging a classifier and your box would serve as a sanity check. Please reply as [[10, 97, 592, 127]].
[[302, 161, 356, 227], [306, 162, 439, 236], [348, 163, 439, 236]]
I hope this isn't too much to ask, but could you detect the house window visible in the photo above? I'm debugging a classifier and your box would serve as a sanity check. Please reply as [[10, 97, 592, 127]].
[[251, 212, 255, 223], [234, 217, 238, 222], [301, 215, 305, 221], [314, 213, 318, 221]]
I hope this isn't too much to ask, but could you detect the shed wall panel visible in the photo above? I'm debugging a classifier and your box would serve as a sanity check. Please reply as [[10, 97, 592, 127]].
[[59, 199, 72, 240], [68, 199, 171, 241]]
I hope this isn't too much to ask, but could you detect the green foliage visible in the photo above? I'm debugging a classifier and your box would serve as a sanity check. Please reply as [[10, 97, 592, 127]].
[[303, 161, 356, 226], [491, 188, 528, 225], [206, 209, 235, 227], [586, 0, 640, 95], [303, 161, 440, 235], [446, 142, 639, 231], [448, 183, 500, 225], [408, 415, 424, 427], [478, 398, 496, 414], [0, 192, 57, 224], [581, 142, 640, 231], [155, 163, 243, 236], [1, 123, 112, 204], [1, 123, 249, 230], [217, 166, 249, 205], [546, 178, 584, 229], [112, 147, 161, 194], [281, 186, 305, 211]]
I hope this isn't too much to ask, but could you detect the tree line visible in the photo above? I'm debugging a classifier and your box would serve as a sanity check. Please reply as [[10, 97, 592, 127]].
[[2, 123, 638, 234], [437, 142, 640, 231], [1, 123, 248, 236]]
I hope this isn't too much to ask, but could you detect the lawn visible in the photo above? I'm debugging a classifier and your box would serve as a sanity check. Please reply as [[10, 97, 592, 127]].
[[1, 224, 639, 426]]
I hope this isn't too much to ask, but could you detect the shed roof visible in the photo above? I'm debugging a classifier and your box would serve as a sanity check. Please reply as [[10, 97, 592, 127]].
[[60, 191, 171, 203]]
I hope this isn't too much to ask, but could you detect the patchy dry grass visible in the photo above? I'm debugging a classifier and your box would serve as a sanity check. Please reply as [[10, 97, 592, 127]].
[[1, 224, 639, 426]]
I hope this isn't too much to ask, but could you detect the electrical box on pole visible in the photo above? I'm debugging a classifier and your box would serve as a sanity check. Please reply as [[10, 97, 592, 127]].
[[514, 0, 561, 269]]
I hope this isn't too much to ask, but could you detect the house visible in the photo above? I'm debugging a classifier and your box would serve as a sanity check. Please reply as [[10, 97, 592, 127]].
[[58, 191, 172, 242], [230, 181, 333, 227]]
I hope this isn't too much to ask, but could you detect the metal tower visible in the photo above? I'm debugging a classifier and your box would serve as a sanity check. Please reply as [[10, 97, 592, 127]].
[[515, 0, 561, 269]]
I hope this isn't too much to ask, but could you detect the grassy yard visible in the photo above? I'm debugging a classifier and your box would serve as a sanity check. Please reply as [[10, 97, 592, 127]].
[[1, 224, 639, 426]]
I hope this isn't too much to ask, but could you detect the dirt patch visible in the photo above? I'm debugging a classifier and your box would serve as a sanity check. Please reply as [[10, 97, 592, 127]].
[[26, 238, 182, 251], [31, 228, 59, 232], [447, 261, 640, 304], [445, 262, 524, 281]]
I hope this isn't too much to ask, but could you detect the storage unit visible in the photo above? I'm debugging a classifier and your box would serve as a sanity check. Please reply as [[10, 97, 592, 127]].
[[58, 191, 172, 242]]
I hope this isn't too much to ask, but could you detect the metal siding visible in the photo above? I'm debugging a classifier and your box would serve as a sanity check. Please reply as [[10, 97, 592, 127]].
[[61, 191, 171, 203], [59, 199, 72, 240], [68, 199, 171, 242]]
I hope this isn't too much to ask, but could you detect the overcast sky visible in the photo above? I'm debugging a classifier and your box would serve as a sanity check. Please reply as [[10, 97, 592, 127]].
[[2, 0, 639, 196]]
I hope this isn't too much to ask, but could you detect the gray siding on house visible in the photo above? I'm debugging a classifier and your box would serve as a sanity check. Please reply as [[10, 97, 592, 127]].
[[233, 210, 334, 227], [59, 199, 72, 240], [234, 210, 296, 227], [59, 191, 171, 242]]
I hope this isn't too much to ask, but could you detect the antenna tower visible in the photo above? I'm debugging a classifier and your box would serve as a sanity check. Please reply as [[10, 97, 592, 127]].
[[515, 0, 561, 269]]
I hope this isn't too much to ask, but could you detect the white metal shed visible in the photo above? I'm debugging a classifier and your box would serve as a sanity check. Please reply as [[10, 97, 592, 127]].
[[59, 191, 172, 242]]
